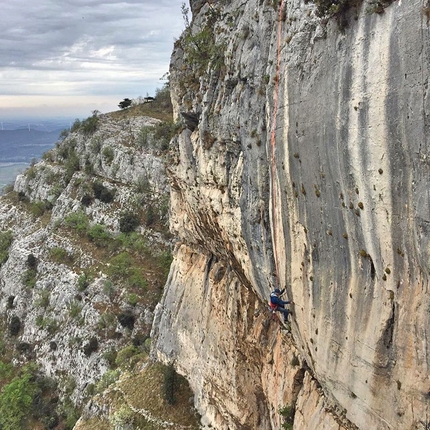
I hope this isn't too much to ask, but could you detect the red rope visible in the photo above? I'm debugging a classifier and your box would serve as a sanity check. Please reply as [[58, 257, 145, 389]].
[[270, 0, 286, 288]]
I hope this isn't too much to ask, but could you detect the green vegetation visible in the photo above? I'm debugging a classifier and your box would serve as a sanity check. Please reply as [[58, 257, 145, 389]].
[[110, 85, 173, 122], [49, 246, 72, 264], [107, 252, 148, 289], [153, 120, 179, 151], [115, 345, 140, 368], [87, 224, 111, 247], [68, 301, 83, 319], [34, 289, 50, 309], [313, 0, 395, 19], [95, 369, 120, 393], [181, 7, 223, 73], [178, 4, 226, 93], [137, 119, 179, 152], [8, 316, 21, 336], [22, 268, 37, 288], [0, 365, 38, 429], [60, 398, 80, 430], [64, 148, 80, 178], [81, 112, 100, 135], [117, 362, 201, 429], [29, 200, 52, 217], [35, 316, 59, 334], [163, 364, 177, 405], [77, 271, 92, 291], [64, 211, 89, 233], [102, 146, 115, 164], [279, 404, 295, 430], [0, 231, 13, 266], [0, 363, 61, 430], [119, 211, 140, 233], [92, 181, 115, 203]]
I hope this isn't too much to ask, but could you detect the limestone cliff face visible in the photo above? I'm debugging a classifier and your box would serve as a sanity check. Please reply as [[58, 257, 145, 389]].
[[152, 1, 430, 429]]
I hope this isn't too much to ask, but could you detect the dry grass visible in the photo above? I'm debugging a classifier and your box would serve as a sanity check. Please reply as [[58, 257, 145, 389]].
[[108, 102, 173, 122], [119, 362, 201, 428], [74, 417, 111, 430]]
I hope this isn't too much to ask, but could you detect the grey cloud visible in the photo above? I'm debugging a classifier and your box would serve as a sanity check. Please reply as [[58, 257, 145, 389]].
[[0, 0, 185, 98]]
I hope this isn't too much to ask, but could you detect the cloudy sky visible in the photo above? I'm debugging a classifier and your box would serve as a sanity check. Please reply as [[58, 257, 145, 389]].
[[0, 0, 186, 120]]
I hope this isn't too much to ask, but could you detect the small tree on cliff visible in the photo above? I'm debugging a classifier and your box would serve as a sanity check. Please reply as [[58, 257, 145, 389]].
[[118, 98, 132, 109]]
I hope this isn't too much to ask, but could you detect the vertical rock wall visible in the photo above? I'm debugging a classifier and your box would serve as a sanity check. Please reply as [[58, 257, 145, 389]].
[[152, 0, 429, 428]]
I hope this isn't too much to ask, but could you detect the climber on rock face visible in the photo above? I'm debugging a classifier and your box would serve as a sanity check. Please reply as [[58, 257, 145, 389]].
[[270, 288, 293, 324]]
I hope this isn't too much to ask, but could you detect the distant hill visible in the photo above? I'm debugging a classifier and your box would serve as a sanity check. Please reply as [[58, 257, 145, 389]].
[[0, 128, 60, 162]]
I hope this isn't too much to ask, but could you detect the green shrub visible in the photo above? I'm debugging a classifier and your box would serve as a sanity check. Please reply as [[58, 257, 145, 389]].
[[0, 365, 38, 429], [0, 231, 13, 266], [313, 0, 364, 17], [117, 311, 135, 330], [50, 183, 65, 201], [279, 404, 295, 430], [81, 114, 99, 135], [90, 136, 103, 154], [64, 211, 89, 233], [107, 252, 133, 278], [110, 405, 134, 427], [98, 312, 116, 331], [159, 250, 173, 276], [70, 119, 81, 132], [107, 253, 147, 289], [77, 272, 92, 291], [134, 175, 151, 194], [26, 165, 37, 180], [102, 146, 115, 165], [22, 268, 37, 288], [81, 193, 93, 206], [35, 317, 59, 334], [49, 247, 72, 263], [92, 181, 115, 203], [64, 149, 80, 180], [0, 361, 13, 379], [127, 293, 138, 306], [60, 128, 69, 139], [83, 337, 98, 356], [35, 289, 50, 309], [95, 369, 120, 393], [153, 120, 176, 151], [27, 254, 37, 270], [8, 316, 21, 336], [83, 158, 94, 175], [103, 348, 118, 369], [144, 204, 157, 226], [87, 224, 111, 247], [68, 301, 83, 319], [119, 212, 140, 233], [29, 201, 49, 217], [116, 232, 146, 251], [102, 280, 116, 299], [137, 126, 152, 148], [128, 271, 147, 289], [115, 345, 139, 367], [162, 364, 177, 405], [60, 398, 80, 430]]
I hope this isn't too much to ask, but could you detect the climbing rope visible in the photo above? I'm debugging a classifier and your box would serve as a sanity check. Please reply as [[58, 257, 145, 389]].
[[269, 0, 286, 289]]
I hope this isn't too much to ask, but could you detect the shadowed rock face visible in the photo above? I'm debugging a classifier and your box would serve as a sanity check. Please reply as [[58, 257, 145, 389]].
[[152, 1, 429, 429]]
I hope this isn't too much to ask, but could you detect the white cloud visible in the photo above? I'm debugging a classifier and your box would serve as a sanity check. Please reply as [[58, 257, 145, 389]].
[[0, 0, 186, 118]]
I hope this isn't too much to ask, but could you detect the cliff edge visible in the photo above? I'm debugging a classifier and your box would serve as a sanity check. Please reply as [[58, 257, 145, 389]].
[[152, 1, 430, 429]]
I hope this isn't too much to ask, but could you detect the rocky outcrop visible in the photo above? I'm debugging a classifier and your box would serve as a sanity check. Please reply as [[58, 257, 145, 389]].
[[0, 112, 171, 410], [152, 0, 430, 429]]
